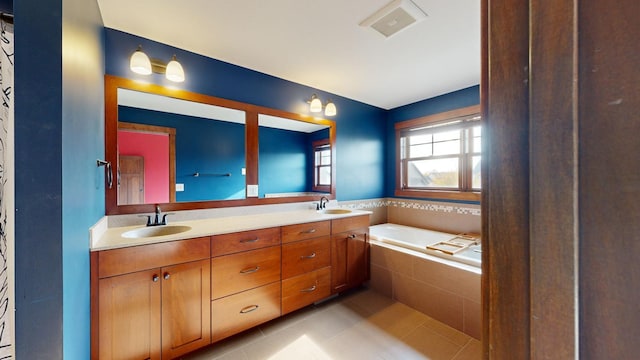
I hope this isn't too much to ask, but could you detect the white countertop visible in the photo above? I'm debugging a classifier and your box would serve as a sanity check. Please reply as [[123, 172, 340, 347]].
[[91, 208, 371, 251]]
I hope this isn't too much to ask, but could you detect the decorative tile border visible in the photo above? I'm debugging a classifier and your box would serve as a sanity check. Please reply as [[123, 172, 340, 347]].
[[339, 198, 481, 216]]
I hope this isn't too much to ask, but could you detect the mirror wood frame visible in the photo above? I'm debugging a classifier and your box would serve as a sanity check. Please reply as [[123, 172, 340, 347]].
[[105, 75, 336, 215]]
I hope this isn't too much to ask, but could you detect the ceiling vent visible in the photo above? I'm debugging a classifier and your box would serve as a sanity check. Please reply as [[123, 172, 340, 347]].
[[360, 0, 428, 38]]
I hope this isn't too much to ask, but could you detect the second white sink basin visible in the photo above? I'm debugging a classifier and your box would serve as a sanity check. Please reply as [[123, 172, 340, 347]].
[[122, 225, 192, 239], [318, 208, 352, 215]]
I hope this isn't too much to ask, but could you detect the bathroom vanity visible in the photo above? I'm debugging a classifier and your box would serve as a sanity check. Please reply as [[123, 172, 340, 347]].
[[90, 210, 370, 360]]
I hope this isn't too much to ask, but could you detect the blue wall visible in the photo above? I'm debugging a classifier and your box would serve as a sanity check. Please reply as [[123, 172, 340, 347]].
[[15, 0, 104, 359], [385, 86, 480, 200], [61, 0, 105, 359], [259, 127, 311, 197], [105, 29, 388, 201], [15, 0, 63, 357]]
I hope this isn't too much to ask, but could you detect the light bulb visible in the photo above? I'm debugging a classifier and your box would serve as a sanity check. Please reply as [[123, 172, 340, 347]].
[[130, 47, 152, 75], [309, 95, 323, 113], [324, 101, 337, 116], [165, 55, 185, 82]]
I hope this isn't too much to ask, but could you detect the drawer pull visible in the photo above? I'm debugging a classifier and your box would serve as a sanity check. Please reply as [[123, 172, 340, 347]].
[[300, 252, 317, 259], [240, 266, 260, 274], [348, 234, 357, 239], [300, 229, 317, 234], [300, 284, 317, 293], [239, 237, 259, 244], [240, 305, 260, 314]]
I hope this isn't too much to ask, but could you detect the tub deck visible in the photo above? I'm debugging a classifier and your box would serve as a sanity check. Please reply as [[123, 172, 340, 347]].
[[369, 223, 481, 267]]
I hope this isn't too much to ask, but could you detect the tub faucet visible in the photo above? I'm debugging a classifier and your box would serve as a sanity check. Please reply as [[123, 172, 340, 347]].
[[317, 196, 329, 210]]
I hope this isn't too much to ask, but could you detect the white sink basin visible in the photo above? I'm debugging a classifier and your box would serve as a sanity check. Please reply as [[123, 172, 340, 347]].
[[317, 208, 352, 215], [122, 225, 192, 239]]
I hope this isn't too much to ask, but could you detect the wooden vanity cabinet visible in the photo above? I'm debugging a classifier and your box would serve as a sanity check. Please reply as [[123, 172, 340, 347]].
[[92, 214, 371, 358], [331, 215, 370, 294], [91, 237, 211, 360], [281, 221, 332, 314]]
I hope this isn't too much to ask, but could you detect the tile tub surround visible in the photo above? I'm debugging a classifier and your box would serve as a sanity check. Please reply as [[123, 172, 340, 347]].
[[369, 240, 481, 340], [386, 199, 480, 235], [184, 287, 481, 360], [336, 198, 481, 234]]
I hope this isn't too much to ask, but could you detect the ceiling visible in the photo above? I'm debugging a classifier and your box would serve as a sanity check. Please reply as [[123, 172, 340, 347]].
[[97, 0, 480, 110]]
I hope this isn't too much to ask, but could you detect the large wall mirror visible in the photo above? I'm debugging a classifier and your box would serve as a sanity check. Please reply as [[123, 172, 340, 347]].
[[105, 75, 336, 214]]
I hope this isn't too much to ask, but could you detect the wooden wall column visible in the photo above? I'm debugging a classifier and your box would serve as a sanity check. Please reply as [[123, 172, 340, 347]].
[[481, 0, 531, 357], [483, 0, 639, 358]]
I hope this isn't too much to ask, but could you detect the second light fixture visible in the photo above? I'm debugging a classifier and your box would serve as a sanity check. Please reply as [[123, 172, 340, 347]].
[[130, 46, 185, 83], [308, 94, 337, 117]]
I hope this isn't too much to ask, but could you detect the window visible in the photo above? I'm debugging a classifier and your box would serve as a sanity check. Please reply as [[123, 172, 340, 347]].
[[396, 105, 481, 201], [312, 139, 331, 192]]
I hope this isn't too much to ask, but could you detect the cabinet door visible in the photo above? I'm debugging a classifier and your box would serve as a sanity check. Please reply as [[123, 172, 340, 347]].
[[331, 229, 370, 294], [98, 269, 161, 360], [161, 259, 211, 359], [347, 229, 369, 287], [331, 233, 349, 293]]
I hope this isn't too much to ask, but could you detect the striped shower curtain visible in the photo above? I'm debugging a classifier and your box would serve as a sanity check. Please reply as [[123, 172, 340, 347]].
[[0, 14, 14, 360]]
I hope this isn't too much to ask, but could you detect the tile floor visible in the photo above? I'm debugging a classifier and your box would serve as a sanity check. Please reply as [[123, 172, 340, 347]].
[[182, 287, 481, 360]]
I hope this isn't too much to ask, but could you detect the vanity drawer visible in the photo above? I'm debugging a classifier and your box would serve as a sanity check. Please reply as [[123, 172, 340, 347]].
[[212, 227, 281, 257], [211, 282, 281, 342], [281, 221, 331, 244], [282, 237, 331, 279], [211, 246, 281, 299], [331, 215, 369, 234], [98, 237, 211, 278], [281, 267, 331, 315]]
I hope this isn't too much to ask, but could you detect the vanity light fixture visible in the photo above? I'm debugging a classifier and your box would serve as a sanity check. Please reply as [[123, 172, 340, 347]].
[[307, 94, 337, 116], [165, 55, 185, 82], [324, 100, 337, 116], [129, 46, 152, 75], [129, 46, 185, 82]]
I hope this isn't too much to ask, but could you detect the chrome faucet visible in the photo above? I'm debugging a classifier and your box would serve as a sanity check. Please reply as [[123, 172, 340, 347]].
[[317, 196, 329, 210]]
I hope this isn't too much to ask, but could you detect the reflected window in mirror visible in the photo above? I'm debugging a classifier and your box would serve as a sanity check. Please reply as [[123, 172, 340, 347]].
[[312, 139, 331, 193]]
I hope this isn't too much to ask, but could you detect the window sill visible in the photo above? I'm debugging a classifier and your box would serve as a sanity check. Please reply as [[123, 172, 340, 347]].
[[395, 189, 481, 202]]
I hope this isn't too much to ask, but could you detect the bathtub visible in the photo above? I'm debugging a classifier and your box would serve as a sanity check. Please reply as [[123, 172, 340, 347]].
[[368, 223, 482, 338], [369, 223, 481, 268]]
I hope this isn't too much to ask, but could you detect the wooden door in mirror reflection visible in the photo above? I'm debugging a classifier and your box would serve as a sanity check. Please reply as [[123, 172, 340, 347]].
[[118, 122, 176, 205], [119, 155, 145, 205]]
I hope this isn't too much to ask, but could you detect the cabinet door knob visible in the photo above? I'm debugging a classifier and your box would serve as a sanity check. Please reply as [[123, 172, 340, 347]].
[[163, 273, 170, 280], [152, 274, 159, 282]]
